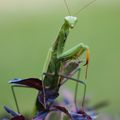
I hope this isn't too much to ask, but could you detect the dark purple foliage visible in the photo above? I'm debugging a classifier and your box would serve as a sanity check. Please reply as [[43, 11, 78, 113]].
[[4, 106, 25, 120], [11, 116, 25, 120], [33, 105, 72, 120], [71, 112, 92, 120], [4, 106, 18, 117], [9, 78, 43, 90], [53, 105, 72, 119], [8, 77, 62, 119]]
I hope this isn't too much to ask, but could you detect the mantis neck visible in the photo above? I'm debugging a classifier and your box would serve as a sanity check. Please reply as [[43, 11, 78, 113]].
[[52, 22, 70, 57]]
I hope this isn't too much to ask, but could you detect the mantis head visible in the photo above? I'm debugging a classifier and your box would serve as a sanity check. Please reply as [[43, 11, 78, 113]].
[[64, 16, 77, 29]]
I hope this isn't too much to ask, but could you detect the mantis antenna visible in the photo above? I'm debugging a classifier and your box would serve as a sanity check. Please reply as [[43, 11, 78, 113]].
[[74, 0, 97, 16], [64, 0, 71, 16]]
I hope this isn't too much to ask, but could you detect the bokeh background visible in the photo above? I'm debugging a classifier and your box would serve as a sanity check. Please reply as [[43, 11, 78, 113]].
[[0, 0, 120, 117]]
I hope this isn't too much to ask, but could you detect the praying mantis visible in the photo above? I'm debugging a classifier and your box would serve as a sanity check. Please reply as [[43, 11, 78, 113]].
[[6, 0, 96, 118], [40, 16, 90, 107], [34, 0, 96, 113]]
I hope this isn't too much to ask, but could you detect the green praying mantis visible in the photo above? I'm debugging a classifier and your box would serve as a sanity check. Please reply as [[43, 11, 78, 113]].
[[34, 16, 89, 112], [34, 0, 96, 113], [8, 0, 96, 116]]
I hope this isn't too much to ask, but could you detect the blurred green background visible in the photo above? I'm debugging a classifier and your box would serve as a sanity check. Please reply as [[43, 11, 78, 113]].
[[0, 0, 120, 117]]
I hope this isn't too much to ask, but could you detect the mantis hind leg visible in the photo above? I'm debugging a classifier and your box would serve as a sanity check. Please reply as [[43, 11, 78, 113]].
[[58, 73, 86, 109], [10, 85, 29, 114], [74, 67, 81, 110]]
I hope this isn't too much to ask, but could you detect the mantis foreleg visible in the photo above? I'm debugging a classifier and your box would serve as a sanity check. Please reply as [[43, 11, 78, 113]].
[[58, 43, 89, 61]]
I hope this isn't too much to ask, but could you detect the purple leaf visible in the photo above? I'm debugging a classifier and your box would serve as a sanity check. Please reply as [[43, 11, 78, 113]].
[[53, 105, 72, 119], [11, 115, 25, 120], [9, 78, 43, 90], [4, 106, 25, 120], [4, 106, 18, 117]]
